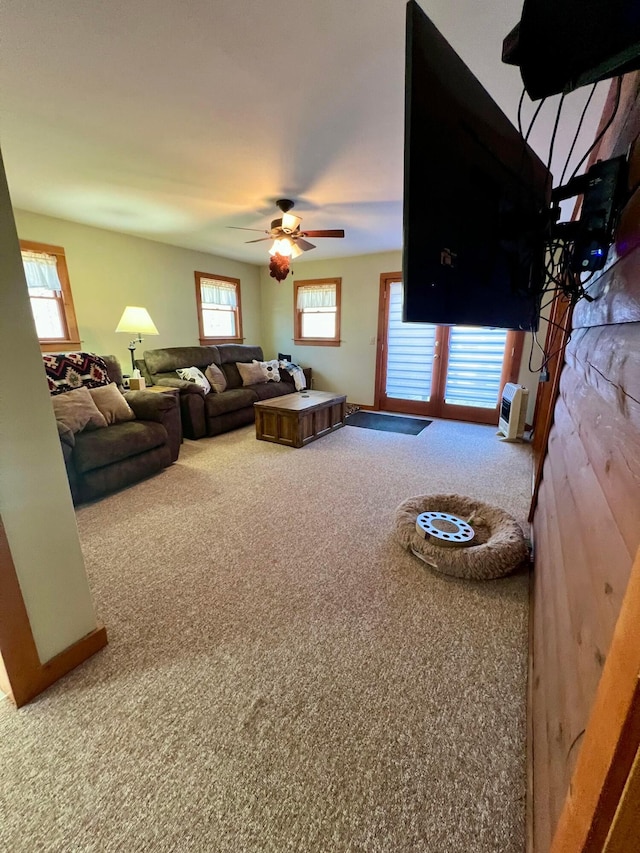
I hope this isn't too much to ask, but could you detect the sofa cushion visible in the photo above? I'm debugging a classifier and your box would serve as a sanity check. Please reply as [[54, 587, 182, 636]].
[[101, 355, 125, 388], [205, 363, 227, 393], [52, 386, 109, 434], [144, 346, 220, 376], [215, 344, 263, 365], [236, 362, 267, 387], [251, 381, 295, 401], [73, 421, 167, 474], [177, 366, 211, 394], [79, 446, 171, 503], [204, 388, 258, 417], [253, 359, 281, 382], [221, 362, 243, 389], [89, 382, 135, 425], [43, 352, 110, 395]]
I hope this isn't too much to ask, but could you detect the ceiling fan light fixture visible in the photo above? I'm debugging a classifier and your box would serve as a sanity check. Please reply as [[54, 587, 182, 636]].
[[281, 212, 302, 233], [269, 237, 293, 257], [231, 199, 344, 272]]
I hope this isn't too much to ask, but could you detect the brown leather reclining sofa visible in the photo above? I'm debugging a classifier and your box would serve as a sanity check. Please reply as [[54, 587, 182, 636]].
[[51, 354, 181, 504], [137, 344, 305, 439]]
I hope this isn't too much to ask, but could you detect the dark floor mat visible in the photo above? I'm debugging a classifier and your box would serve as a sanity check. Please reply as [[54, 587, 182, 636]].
[[345, 411, 432, 435]]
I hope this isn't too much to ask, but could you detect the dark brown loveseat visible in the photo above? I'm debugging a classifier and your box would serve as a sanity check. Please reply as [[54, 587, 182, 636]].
[[51, 354, 181, 504], [137, 344, 302, 439]]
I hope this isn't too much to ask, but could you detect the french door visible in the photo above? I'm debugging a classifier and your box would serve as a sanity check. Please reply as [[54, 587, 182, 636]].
[[374, 273, 524, 425]]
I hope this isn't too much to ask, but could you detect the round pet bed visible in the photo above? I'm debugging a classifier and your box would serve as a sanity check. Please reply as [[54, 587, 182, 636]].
[[394, 493, 528, 580]]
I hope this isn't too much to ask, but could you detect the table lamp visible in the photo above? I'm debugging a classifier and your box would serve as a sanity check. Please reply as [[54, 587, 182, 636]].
[[115, 306, 159, 372]]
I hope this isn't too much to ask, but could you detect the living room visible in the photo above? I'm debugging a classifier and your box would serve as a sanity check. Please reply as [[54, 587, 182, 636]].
[[2, 2, 640, 852]]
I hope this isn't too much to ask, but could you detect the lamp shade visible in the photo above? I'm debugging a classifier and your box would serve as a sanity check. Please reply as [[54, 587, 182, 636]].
[[115, 306, 159, 335]]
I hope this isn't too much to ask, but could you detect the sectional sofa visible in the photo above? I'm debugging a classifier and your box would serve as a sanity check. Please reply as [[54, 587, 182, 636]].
[[137, 344, 309, 439]]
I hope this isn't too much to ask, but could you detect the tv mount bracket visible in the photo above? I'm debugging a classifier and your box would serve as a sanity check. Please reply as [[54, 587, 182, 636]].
[[550, 154, 628, 274]]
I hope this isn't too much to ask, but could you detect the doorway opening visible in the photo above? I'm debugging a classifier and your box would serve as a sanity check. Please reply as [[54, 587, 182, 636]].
[[374, 273, 524, 426]]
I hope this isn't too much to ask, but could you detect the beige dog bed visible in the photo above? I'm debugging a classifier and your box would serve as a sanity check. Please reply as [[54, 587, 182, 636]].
[[395, 493, 528, 580]]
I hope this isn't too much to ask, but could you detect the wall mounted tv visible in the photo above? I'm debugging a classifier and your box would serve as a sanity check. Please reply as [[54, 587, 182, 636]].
[[403, 0, 550, 331]]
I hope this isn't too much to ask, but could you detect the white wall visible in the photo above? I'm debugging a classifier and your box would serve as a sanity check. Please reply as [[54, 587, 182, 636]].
[[0, 157, 99, 663], [261, 250, 545, 417], [13, 210, 263, 370], [260, 251, 401, 404]]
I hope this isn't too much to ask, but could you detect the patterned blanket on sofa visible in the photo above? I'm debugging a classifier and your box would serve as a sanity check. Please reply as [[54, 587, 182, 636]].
[[42, 352, 110, 395]]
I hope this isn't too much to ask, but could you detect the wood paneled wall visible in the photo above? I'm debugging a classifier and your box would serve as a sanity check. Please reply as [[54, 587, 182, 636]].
[[531, 72, 640, 852]]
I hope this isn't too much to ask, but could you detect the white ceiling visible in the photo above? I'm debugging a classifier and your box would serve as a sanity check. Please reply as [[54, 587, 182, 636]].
[[0, 0, 609, 266]]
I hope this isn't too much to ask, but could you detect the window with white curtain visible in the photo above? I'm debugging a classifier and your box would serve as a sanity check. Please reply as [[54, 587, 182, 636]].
[[195, 272, 243, 344], [294, 278, 341, 345], [19, 240, 81, 349]]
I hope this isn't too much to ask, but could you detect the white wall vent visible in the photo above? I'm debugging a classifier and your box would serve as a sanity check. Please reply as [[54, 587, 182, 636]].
[[497, 383, 529, 441]]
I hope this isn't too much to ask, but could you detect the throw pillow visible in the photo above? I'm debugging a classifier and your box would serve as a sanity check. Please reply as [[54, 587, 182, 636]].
[[176, 366, 211, 394], [89, 382, 136, 425], [252, 359, 281, 382], [42, 352, 110, 395], [52, 386, 108, 434], [205, 362, 227, 393], [236, 361, 267, 387]]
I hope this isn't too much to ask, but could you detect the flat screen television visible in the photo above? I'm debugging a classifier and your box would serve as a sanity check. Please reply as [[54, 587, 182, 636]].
[[403, 0, 551, 331]]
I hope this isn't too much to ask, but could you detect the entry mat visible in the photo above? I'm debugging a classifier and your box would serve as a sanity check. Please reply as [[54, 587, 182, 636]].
[[345, 411, 432, 435]]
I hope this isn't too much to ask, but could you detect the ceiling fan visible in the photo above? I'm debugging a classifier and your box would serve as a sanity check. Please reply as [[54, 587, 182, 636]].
[[230, 199, 345, 281]]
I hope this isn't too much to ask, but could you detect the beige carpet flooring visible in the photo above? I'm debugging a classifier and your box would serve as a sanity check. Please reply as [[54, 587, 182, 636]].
[[0, 418, 532, 852]]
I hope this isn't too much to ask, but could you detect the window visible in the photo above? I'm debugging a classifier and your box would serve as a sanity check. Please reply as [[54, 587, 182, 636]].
[[19, 240, 81, 352], [195, 272, 243, 345], [294, 278, 341, 346]]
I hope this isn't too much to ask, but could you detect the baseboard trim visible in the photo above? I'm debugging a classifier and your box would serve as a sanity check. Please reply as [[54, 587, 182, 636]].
[[12, 626, 108, 709], [1, 514, 108, 709], [349, 402, 376, 411], [36, 626, 108, 702]]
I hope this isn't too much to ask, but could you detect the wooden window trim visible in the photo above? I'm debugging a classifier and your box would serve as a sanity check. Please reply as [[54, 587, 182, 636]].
[[293, 277, 341, 347], [19, 240, 81, 352], [194, 271, 244, 345]]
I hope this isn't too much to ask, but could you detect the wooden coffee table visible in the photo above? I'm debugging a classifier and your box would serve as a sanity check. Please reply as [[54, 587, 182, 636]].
[[254, 391, 347, 448]]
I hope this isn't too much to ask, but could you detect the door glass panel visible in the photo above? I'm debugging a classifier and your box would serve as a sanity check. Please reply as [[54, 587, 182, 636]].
[[385, 281, 436, 401], [444, 326, 508, 408]]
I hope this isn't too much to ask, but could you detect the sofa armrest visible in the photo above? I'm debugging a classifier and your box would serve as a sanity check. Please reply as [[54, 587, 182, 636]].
[[155, 377, 204, 394], [56, 420, 75, 448], [124, 390, 181, 461], [125, 390, 177, 420]]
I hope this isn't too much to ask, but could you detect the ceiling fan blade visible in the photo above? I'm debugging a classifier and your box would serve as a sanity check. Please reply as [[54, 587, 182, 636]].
[[245, 237, 272, 244], [295, 238, 316, 252], [300, 229, 345, 238], [227, 226, 268, 232]]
